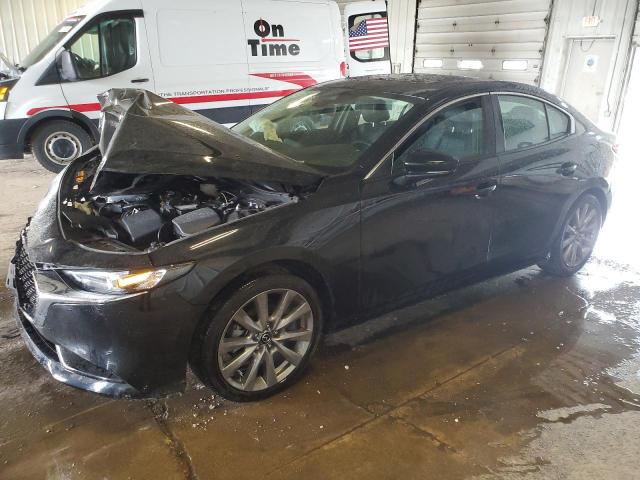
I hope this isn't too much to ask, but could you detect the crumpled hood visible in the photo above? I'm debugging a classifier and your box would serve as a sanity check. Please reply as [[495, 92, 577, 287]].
[[92, 89, 325, 189]]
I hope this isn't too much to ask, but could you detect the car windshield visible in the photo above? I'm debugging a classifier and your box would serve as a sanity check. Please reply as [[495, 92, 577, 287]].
[[233, 87, 416, 172], [21, 16, 85, 69]]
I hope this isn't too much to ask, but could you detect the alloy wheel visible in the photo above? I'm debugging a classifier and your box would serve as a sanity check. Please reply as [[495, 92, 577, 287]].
[[561, 200, 601, 268], [217, 289, 314, 392]]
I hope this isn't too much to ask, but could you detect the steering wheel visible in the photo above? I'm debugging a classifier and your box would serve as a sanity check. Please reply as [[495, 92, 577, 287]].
[[70, 52, 98, 75]]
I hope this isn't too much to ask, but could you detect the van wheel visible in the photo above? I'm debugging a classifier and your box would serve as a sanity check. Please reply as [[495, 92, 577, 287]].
[[538, 193, 603, 276], [193, 274, 323, 402], [31, 120, 93, 173]]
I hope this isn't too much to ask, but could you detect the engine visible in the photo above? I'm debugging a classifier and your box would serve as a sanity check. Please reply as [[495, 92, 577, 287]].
[[61, 173, 297, 251]]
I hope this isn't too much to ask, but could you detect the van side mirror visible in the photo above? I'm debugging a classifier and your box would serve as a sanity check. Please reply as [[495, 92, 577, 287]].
[[56, 49, 78, 82], [393, 149, 459, 187]]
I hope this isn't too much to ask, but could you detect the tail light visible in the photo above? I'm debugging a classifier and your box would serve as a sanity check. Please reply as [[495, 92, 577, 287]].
[[612, 143, 620, 155], [340, 61, 347, 78]]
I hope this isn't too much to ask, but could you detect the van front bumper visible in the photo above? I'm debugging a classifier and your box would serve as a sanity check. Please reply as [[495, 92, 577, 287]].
[[0, 118, 26, 159]]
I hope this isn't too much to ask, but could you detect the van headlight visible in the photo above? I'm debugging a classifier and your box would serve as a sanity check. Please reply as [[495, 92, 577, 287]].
[[0, 80, 16, 102], [0, 85, 10, 102], [61, 263, 193, 294]]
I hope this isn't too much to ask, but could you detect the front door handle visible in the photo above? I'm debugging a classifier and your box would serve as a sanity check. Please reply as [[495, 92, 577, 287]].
[[558, 162, 578, 176], [474, 179, 498, 198], [131, 78, 149, 83]]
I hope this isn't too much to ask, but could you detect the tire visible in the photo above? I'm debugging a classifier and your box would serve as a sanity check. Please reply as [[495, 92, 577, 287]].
[[31, 120, 94, 173], [539, 193, 603, 276], [193, 274, 323, 402]]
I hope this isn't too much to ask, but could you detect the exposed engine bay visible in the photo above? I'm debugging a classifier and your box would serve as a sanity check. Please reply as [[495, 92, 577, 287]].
[[60, 158, 300, 252]]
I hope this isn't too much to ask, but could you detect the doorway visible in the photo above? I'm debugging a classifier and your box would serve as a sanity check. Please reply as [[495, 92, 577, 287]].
[[561, 38, 616, 125], [593, 45, 640, 269]]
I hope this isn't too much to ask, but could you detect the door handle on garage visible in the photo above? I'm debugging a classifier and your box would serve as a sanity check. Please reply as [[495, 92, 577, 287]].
[[131, 78, 149, 83], [474, 180, 498, 198], [558, 162, 578, 176]]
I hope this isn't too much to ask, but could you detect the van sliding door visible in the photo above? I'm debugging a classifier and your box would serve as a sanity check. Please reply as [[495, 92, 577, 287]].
[[141, 0, 251, 125]]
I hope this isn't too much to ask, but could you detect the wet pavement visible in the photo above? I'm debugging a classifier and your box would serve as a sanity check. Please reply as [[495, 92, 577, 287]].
[[1, 157, 640, 479]]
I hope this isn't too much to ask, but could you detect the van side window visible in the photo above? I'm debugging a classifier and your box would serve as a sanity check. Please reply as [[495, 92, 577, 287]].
[[498, 95, 548, 151], [348, 13, 390, 63], [395, 97, 487, 167], [68, 17, 137, 80]]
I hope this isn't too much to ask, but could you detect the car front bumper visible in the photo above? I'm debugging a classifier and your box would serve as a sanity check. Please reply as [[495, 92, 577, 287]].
[[6, 237, 207, 398]]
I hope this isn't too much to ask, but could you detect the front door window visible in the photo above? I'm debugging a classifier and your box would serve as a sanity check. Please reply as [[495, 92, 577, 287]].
[[67, 17, 137, 80]]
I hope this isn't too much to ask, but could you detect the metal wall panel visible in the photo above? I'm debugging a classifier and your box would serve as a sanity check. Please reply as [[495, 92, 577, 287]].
[[0, 0, 86, 65], [414, 0, 552, 85]]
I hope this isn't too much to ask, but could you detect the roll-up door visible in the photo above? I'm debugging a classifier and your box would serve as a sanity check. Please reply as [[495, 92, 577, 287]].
[[414, 0, 553, 85]]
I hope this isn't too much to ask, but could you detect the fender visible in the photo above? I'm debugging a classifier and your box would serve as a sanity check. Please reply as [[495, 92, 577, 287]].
[[547, 177, 611, 249], [181, 245, 336, 314], [18, 109, 100, 147]]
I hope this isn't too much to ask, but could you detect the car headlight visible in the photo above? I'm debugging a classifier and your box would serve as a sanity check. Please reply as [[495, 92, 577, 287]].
[[61, 263, 193, 295]]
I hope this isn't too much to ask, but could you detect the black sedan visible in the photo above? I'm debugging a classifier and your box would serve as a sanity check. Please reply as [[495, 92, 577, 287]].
[[7, 75, 615, 401]]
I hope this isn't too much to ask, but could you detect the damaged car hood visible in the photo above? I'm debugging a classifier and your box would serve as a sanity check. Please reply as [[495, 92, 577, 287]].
[[93, 89, 325, 188]]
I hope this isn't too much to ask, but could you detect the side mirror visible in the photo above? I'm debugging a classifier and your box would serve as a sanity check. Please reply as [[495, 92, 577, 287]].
[[56, 49, 78, 82], [394, 149, 459, 187]]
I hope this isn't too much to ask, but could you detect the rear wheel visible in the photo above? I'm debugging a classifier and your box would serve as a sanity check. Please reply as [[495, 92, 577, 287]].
[[31, 120, 93, 173], [539, 193, 603, 276], [194, 274, 322, 401]]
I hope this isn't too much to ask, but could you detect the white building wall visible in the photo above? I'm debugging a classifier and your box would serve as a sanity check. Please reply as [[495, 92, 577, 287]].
[[540, 0, 638, 130], [0, 0, 86, 65]]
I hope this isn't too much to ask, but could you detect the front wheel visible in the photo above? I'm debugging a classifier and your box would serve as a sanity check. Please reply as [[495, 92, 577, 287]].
[[31, 120, 94, 173], [539, 193, 603, 276], [194, 274, 323, 401]]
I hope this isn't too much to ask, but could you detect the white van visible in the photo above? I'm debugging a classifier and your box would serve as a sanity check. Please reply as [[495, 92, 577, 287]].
[[0, 0, 390, 171]]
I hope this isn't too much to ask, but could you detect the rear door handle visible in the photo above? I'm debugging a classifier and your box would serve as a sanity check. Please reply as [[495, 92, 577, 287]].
[[475, 179, 498, 198], [558, 162, 578, 176], [131, 78, 149, 83]]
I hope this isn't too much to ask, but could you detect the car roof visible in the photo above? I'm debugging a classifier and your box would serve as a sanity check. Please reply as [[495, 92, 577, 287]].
[[318, 74, 571, 110]]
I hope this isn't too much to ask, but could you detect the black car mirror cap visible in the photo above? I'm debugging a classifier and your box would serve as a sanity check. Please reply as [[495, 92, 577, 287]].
[[393, 150, 459, 186]]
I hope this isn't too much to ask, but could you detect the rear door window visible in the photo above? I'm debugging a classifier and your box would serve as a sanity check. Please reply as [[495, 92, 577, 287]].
[[498, 95, 549, 151], [348, 12, 390, 62]]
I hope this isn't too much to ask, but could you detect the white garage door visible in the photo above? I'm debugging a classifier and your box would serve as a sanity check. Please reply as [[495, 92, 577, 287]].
[[414, 0, 552, 85]]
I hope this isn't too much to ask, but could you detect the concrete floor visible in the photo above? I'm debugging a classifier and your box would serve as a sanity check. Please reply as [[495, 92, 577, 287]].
[[1, 157, 640, 479]]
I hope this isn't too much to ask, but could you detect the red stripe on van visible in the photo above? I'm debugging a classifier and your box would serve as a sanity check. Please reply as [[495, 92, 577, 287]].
[[27, 102, 101, 116], [260, 38, 300, 42], [26, 88, 303, 117], [250, 72, 317, 88], [170, 89, 298, 105]]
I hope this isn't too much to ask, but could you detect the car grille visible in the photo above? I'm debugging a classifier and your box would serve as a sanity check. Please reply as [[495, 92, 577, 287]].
[[18, 309, 58, 361], [14, 240, 38, 315]]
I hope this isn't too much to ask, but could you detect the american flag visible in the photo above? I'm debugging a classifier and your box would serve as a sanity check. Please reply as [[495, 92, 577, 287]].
[[349, 18, 389, 52]]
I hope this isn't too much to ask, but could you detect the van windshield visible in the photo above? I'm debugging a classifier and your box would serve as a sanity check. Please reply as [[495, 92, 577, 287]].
[[233, 88, 416, 172], [21, 16, 85, 69]]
